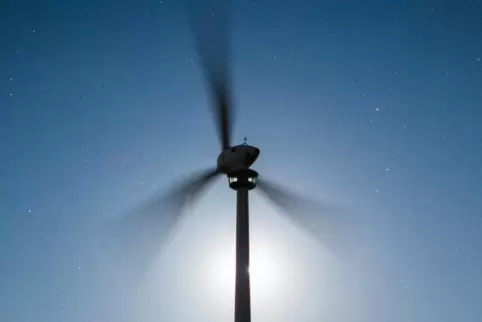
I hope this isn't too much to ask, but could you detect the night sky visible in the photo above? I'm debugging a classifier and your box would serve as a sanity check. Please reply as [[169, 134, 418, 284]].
[[1, 0, 482, 321]]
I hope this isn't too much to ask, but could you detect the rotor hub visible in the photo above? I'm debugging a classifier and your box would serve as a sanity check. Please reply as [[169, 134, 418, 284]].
[[228, 169, 258, 190]]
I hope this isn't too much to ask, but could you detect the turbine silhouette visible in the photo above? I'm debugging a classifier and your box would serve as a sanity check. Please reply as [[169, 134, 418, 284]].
[[98, 1, 356, 321]]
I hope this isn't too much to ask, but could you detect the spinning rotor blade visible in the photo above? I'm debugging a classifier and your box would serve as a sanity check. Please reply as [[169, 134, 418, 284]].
[[256, 177, 356, 257], [97, 168, 220, 277], [184, 0, 233, 150]]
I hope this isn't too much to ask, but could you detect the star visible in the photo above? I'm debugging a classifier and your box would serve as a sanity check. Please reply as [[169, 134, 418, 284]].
[[28, 208, 32, 213], [9, 92, 13, 96], [375, 108, 380, 112], [32, 28, 36, 33], [477, 57, 481, 62], [9, 77, 13, 81]]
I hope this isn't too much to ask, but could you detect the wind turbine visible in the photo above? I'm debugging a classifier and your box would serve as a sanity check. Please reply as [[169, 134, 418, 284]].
[[100, 1, 354, 322]]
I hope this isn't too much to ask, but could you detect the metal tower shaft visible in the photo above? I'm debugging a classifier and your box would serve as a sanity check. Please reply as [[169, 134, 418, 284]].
[[235, 187, 251, 322], [228, 169, 258, 322]]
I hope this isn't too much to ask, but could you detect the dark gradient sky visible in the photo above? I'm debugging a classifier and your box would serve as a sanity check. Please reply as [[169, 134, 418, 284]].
[[1, 0, 482, 321]]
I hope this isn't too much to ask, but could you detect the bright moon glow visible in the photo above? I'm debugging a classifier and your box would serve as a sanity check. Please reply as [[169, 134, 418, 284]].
[[202, 237, 286, 306], [191, 215, 324, 316]]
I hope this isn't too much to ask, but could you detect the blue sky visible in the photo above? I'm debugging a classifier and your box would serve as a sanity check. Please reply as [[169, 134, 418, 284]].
[[1, 0, 482, 321]]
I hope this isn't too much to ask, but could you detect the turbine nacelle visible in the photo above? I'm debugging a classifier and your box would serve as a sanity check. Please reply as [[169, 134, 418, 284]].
[[217, 143, 260, 174]]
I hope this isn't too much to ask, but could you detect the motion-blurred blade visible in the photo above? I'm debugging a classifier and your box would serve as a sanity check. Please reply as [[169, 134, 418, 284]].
[[256, 177, 356, 257], [96, 168, 220, 277], [184, 0, 233, 150]]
